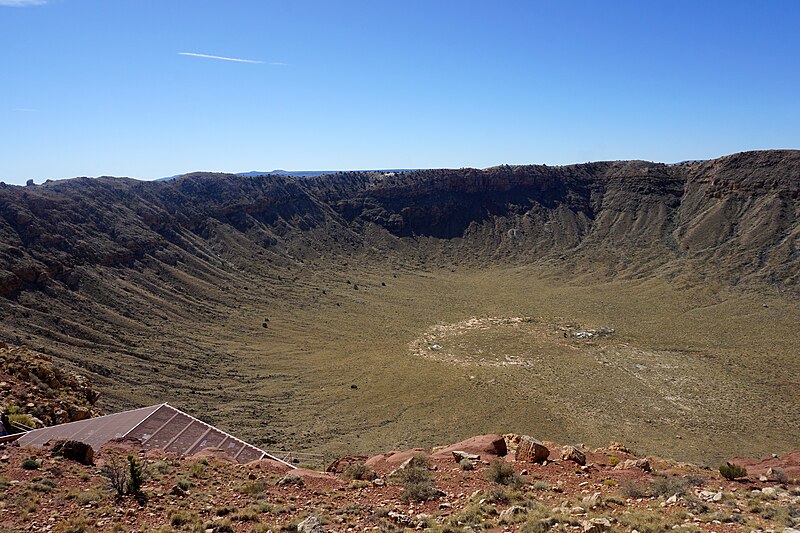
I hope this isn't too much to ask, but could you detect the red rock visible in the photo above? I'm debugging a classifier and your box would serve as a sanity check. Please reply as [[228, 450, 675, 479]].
[[561, 445, 587, 466], [364, 449, 429, 474], [430, 435, 507, 459], [730, 450, 800, 479], [515, 436, 549, 463]]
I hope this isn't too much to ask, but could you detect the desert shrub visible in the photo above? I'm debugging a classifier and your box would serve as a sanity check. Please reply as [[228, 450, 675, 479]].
[[27, 479, 57, 492], [169, 509, 199, 526], [619, 479, 650, 499], [152, 460, 170, 474], [607, 455, 620, 466], [127, 456, 144, 494], [683, 495, 710, 514], [21, 458, 41, 470], [176, 477, 192, 491], [237, 479, 269, 495], [445, 502, 496, 529], [376, 520, 404, 533], [9, 413, 37, 428], [650, 474, 693, 497], [342, 462, 374, 481], [771, 467, 789, 484], [103, 455, 145, 498], [190, 462, 206, 478], [256, 502, 275, 514], [232, 507, 260, 522], [203, 521, 234, 533], [75, 490, 103, 505], [459, 458, 474, 471], [521, 518, 558, 533], [532, 480, 550, 491], [484, 485, 511, 504], [400, 454, 438, 502], [9, 489, 39, 516], [56, 513, 96, 533], [104, 456, 128, 497], [276, 473, 304, 486], [719, 462, 747, 481], [486, 459, 521, 486]]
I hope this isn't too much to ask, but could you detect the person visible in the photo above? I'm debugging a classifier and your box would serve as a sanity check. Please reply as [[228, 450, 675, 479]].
[[0, 411, 10, 436]]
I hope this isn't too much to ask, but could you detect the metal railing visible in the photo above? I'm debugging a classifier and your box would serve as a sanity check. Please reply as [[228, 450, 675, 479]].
[[10, 421, 34, 432], [264, 450, 326, 470]]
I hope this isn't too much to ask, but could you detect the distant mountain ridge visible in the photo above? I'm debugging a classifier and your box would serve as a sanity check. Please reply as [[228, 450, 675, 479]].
[[159, 169, 419, 180]]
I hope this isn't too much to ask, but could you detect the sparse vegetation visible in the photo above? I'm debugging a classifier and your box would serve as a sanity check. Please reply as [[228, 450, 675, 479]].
[[1, 153, 799, 533], [485, 458, 522, 487], [719, 462, 748, 481], [342, 462, 374, 481], [152, 460, 170, 474], [21, 457, 41, 470], [399, 454, 438, 502], [103, 455, 145, 499]]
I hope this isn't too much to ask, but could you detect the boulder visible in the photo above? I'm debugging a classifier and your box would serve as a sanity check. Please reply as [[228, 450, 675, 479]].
[[515, 436, 549, 463], [365, 449, 428, 474], [581, 517, 612, 532], [431, 434, 507, 459], [499, 505, 527, 523], [276, 473, 305, 486], [581, 492, 602, 509], [51, 439, 94, 465], [297, 516, 323, 533], [452, 451, 480, 463], [561, 445, 586, 466], [614, 458, 651, 472]]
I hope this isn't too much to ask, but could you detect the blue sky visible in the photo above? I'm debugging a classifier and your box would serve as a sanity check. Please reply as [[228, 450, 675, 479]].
[[1, 0, 798, 184]]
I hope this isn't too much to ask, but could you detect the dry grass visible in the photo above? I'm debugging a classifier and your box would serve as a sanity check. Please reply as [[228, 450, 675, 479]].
[[2, 258, 798, 466]]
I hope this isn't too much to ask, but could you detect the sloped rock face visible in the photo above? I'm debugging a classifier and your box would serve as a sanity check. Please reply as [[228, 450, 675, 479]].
[[0, 343, 102, 427], [431, 434, 508, 458], [0, 150, 798, 299]]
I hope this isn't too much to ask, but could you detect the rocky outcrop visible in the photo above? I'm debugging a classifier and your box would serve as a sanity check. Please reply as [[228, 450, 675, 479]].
[[561, 445, 587, 466], [431, 434, 507, 459], [0, 343, 101, 427], [1, 150, 798, 299], [51, 439, 94, 465], [515, 436, 550, 463]]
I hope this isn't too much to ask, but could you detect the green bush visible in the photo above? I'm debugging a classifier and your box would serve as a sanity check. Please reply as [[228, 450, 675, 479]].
[[719, 462, 747, 481], [9, 413, 37, 428], [127, 456, 144, 495], [459, 458, 474, 471], [21, 458, 41, 470], [485, 459, 521, 486], [170, 509, 199, 526], [400, 454, 439, 502], [152, 460, 170, 474], [532, 480, 551, 491], [343, 462, 375, 481], [103, 454, 145, 498]]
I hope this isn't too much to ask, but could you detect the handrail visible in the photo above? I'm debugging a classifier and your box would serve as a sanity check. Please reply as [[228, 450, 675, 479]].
[[10, 421, 34, 432], [264, 450, 326, 469]]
